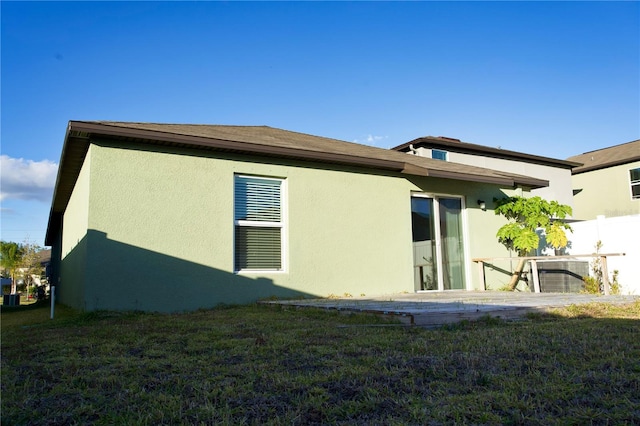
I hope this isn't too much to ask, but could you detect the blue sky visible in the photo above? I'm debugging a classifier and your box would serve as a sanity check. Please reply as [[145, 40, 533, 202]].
[[1, 1, 639, 246]]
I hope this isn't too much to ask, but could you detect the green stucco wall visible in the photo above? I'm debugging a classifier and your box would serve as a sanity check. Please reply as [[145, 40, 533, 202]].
[[572, 162, 640, 220], [59, 140, 520, 312], [59, 147, 92, 309]]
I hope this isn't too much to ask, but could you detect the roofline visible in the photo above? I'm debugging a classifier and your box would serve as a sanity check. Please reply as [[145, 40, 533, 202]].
[[571, 155, 640, 175], [45, 121, 549, 244], [392, 137, 582, 169], [68, 121, 408, 171], [428, 168, 548, 188], [573, 139, 640, 156], [45, 121, 407, 245]]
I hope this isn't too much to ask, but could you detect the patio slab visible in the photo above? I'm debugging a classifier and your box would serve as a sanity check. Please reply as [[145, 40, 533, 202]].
[[263, 292, 640, 326]]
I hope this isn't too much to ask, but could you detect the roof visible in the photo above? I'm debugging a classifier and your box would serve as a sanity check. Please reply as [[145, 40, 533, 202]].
[[567, 139, 640, 174], [45, 121, 550, 245], [392, 136, 582, 169], [38, 249, 52, 265]]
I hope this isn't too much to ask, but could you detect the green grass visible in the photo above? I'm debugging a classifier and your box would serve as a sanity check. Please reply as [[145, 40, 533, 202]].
[[2, 301, 640, 425]]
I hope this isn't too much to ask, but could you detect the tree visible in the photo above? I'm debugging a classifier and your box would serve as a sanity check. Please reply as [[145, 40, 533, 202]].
[[494, 196, 572, 290], [1, 241, 23, 294], [20, 240, 44, 297]]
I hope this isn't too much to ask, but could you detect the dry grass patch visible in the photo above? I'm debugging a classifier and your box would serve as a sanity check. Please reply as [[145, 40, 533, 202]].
[[2, 301, 639, 425]]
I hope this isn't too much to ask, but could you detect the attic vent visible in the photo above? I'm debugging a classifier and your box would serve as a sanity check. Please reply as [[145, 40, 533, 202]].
[[438, 136, 461, 142]]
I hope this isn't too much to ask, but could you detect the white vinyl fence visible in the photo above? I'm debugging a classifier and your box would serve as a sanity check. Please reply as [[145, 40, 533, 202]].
[[566, 215, 640, 295]]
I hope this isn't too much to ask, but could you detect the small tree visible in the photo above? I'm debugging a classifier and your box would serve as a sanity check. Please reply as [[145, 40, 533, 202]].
[[583, 241, 621, 295], [1, 241, 24, 294], [20, 240, 44, 297], [494, 196, 572, 290]]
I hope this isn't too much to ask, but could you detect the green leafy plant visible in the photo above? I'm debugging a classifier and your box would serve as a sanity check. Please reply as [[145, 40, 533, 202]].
[[582, 276, 600, 295], [582, 241, 621, 295], [19, 240, 44, 292], [494, 196, 572, 290], [1, 241, 23, 294]]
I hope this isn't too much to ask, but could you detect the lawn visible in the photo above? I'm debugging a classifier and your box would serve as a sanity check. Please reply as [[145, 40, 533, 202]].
[[2, 301, 639, 425]]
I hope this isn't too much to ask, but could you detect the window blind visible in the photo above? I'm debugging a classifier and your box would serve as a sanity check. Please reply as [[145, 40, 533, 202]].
[[235, 227, 282, 270], [631, 168, 640, 199], [235, 177, 281, 222], [234, 176, 283, 271]]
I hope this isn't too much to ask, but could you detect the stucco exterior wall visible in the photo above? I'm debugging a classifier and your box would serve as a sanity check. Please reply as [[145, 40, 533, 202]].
[[77, 141, 420, 311], [58, 140, 522, 312], [59, 147, 92, 309], [413, 147, 573, 208], [571, 161, 640, 220]]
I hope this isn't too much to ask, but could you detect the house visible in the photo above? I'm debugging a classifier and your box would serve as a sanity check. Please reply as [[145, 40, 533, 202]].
[[566, 139, 640, 220], [392, 136, 580, 208], [45, 121, 551, 312], [563, 140, 640, 294]]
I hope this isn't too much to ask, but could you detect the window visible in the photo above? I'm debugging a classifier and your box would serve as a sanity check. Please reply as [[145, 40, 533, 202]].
[[431, 149, 448, 161], [234, 175, 285, 271], [631, 168, 640, 200]]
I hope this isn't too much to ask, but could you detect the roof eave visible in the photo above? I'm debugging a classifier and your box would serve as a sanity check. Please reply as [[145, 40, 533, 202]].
[[572, 156, 640, 175], [69, 121, 408, 171], [44, 122, 551, 245], [394, 137, 582, 169], [45, 121, 409, 244], [45, 124, 91, 246]]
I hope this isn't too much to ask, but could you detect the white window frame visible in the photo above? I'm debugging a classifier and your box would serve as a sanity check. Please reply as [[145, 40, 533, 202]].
[[234, 174, 287, 273], [630, 167, 640, 200]]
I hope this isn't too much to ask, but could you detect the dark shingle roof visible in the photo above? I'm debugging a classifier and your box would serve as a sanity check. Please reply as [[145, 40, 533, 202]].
[[393, 136, 581, 169], [567, 139, 640, 174], [38, 249, 51, 265], [45, 121, 550, 244]]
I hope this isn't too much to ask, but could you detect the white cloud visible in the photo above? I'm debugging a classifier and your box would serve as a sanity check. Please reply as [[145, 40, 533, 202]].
[[353, 134, 388, 146], [0, 155, 58, 203]]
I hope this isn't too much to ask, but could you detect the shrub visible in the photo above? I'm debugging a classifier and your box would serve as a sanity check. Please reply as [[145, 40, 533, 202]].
[[582, 241, 621, 295]]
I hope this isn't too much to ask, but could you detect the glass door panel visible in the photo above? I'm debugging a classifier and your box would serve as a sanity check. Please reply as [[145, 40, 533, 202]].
[[411, 195, 466, 291], [411, 197, 437, 291], [438, 198, 466, 290]]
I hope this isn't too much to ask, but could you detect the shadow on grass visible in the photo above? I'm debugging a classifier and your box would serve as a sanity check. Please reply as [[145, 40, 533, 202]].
[[2, 301, 640, 425], [1, 299, 50, 313]]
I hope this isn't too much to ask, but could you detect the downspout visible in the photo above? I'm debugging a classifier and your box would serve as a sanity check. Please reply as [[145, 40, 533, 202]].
[[50, 286, 56, 320], [409, 144, 419, 155]]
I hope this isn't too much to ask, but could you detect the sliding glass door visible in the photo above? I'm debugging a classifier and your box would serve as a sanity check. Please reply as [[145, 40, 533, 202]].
[[411, 197, 438, 290], [411, 195, 466, 291]]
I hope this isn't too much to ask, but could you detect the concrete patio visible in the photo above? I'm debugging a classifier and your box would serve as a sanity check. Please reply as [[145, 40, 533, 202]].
[[264, 291, 640, 326]]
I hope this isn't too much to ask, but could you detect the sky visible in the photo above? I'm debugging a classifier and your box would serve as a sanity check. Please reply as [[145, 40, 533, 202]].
[[1, 1, 639, 246]]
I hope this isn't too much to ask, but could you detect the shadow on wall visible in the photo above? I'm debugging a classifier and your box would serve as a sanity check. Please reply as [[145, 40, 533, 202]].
[[59, 230, 315, 312]]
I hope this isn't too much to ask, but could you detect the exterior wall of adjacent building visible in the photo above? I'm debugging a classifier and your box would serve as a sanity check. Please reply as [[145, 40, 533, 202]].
[[412, 147, 574, 207], [56, 139, 522, 312], [571, 161, 640, 220]]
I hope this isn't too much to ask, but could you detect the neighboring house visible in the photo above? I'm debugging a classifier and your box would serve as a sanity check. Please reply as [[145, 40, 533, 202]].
[[562, 140, 640, 295], [45, 121, 550, 312], [566, 139, 640, 220], [38, 249, 51, 290], [392, 136, 580, 208]]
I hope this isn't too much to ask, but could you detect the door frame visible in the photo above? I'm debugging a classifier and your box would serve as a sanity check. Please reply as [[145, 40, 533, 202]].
[[411, 192, 472, 291]]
